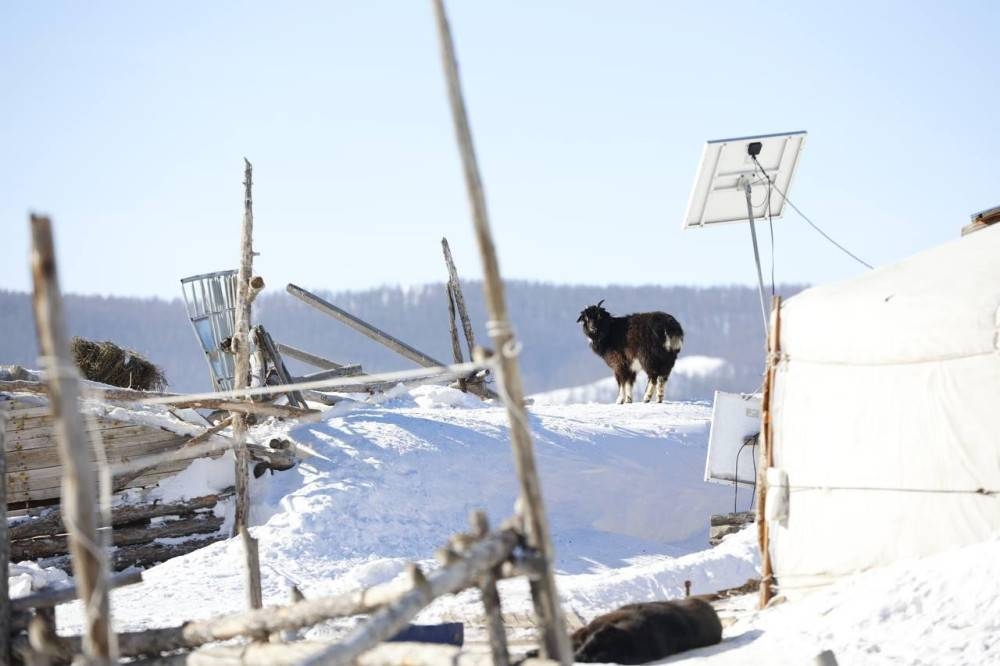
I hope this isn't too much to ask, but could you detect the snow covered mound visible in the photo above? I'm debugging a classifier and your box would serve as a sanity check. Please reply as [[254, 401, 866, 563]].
[[531, 355, 732, 405], [55, 385, 742, 633]]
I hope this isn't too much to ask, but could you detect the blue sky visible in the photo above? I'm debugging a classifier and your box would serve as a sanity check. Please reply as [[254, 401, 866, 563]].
[[2, 1, 997, 299]]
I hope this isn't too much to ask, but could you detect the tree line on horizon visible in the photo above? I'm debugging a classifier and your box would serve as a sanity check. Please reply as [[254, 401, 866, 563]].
[[0, 282, 804, 399]]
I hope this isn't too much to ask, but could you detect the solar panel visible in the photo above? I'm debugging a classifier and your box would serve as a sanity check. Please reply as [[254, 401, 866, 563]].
[[682, 130, 807, 230]]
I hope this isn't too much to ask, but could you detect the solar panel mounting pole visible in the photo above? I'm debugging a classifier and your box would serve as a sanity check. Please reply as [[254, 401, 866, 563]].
[[739, 174, 770, 335]]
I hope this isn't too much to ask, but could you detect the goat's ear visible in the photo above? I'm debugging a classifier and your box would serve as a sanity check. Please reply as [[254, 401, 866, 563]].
[[597, 299, 605, 309]]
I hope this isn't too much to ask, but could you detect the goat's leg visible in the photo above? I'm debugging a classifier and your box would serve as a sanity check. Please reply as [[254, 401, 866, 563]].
[[656, 375, 666, 403], [643, 374, 657, 402], [613, 371, 627, 404], [623, 371, 636, 404]]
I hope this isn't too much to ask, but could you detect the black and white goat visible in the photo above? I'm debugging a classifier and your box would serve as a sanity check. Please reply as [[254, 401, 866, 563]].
[[577, 300, 684, 404]]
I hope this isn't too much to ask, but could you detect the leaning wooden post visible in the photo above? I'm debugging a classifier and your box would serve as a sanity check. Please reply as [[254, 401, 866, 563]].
[[445, 284, 467, 392], [757, 295, 781, 608], [232, 158, 255, 536], [29, 215, 115, 665], [441, 237, 477, 358], [431, 3, 572, 662], [0, 398, 10, 664]]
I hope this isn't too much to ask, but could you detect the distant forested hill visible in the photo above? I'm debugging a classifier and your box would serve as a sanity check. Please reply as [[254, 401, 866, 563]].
[[0, 282, 804, 398]]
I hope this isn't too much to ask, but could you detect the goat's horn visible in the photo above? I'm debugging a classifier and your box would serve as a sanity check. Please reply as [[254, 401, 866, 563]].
[[597, 299, 605, 308]]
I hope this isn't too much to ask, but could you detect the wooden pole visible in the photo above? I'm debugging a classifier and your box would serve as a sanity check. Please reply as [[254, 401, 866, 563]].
[[240, 527, 264, 613], [441, 238, 477, 358], [0, 399, 10, 665], [446, 284, 467, 392], [286, 284, 448, 369], [29, 215, 115, 665], [232, 158, 255, 536], [430, 4, 572, 662], [757, 295, 781, 608]]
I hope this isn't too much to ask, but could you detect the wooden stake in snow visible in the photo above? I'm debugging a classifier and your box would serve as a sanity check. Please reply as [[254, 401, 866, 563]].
[[757, 295, 782, 608], [430, 3, 573, 662], [232, 158, 255, 536], [29, 214, 116, 665]]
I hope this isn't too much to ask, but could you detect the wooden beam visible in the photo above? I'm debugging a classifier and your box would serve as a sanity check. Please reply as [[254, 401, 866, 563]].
[[30, 214, 115, 664], [287, 283, 447, 369], [430, 4, 572, 662], [167, 399, 315, 419], [274, 343, 344, 371]]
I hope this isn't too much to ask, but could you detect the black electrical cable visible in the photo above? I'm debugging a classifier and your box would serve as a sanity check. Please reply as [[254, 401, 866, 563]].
[[733, 435, 758, 514], [753, 158, 874, 271]]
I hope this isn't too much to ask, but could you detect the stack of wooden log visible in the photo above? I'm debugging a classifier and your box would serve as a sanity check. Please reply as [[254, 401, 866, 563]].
[[10, 492, 231, 572]]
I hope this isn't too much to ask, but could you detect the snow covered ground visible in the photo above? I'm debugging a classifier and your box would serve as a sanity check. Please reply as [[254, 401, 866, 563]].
[[12, 384, 999, 664], [531, 356, 731, 406]]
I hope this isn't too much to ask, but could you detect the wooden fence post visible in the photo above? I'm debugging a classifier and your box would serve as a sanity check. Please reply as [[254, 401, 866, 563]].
[[30, 215, 115, 665], [430, 3, 573, 662], [232, 158, 255, 536]]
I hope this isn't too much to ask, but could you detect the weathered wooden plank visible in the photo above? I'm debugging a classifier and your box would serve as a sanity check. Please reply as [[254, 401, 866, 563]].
[[7, 422, 165, 449], [7, 458, 196, 495], [287, 283, 448, 370], [7, 434, 190, 472]]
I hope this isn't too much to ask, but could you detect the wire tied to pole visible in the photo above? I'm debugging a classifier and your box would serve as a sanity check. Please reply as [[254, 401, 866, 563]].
[[485, 319, 523, 358]]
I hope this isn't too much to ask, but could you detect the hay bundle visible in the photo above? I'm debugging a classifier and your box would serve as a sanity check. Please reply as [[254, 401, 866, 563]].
[[70, 337, 168, 391]]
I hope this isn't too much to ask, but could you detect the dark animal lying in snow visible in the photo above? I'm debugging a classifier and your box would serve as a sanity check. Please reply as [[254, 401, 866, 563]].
[[571, 598, 723, 664], [577, 300, 684, 404]]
